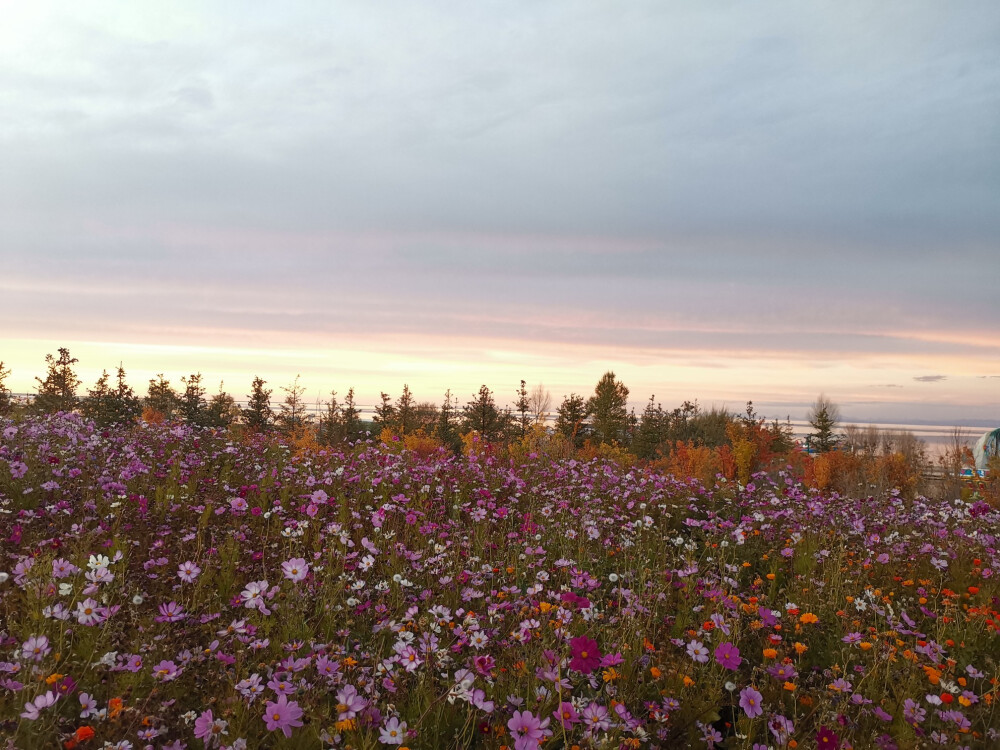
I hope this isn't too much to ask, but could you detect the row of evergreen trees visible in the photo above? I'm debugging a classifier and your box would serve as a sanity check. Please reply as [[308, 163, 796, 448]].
[[1, 348, 803, 456]]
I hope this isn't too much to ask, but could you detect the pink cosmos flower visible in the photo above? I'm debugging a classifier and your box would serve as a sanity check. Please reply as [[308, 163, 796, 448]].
[[20, 690, 58, 720], [178, 561, 201, 583], [263, 694, 304, 738], [152, 660, 182, 682], [507, 709, 552, 750], [379, 716, 407, 745], [75, 598, 105, 626], [155, 601, 186, 623], [335, 684, 367, 720], [553, 701, 580, 728], [714, 641, 742, 671], [581, 702, 611, 733], [281, 558, 309, 582], [739, 686, 764, 718], [568, 635, 602, 673], [21, 635, 51, 663], [193, 709, 229, 747]]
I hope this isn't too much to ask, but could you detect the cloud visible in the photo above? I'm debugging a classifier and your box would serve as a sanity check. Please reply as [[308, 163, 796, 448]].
[[913, 375, 947, 383]]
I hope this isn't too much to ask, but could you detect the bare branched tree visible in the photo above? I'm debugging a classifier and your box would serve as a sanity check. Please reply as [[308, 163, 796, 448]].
[[528, 383, 552, 423]]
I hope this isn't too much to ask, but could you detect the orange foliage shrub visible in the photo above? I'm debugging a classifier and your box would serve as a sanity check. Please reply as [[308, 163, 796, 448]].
[[142, 407, 165, 424]]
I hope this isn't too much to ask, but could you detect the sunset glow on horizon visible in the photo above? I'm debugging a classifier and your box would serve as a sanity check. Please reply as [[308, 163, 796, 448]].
[[2, 1, 998, 425]]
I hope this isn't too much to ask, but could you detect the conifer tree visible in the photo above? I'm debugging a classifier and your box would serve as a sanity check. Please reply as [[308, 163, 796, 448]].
[[145, 374, 181, 420], [206, 382, 240, 429], [515, 379, 531, 438], [244, 376, 274, 433], [373, 392, 396, 432], [84, 365, 140, 427], [0, 361, 12, 415], [461, 385, 511, 443], [633, 395, 667, 460], [555, 393, 589, 448], [340, 388, 362, 441], [807, 394, 841, 453], [180, 373, 210, 427], [34, 348, 81, 414], [587, 371, 630, 445], [277, 375, 310, 434], [436, 389, 462, 453], [395, 384, 417, 435]]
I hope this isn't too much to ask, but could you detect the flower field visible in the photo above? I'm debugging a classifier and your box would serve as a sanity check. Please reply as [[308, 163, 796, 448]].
[[2, 414, 999, 749]]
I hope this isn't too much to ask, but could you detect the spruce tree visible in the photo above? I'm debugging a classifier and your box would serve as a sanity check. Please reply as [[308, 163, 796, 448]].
[[206, 382, 240, 429], [180, 373, 210, 427], [587, 371, 630, 445], [0, 361, 12, 415], [436, 389, 462, 453], [555, 394, 589, 448], [145, 374, 181, 420], [461, 385, 511, 443], [34, 348, 81, 414], [515, 379, 531, 438], [807, 394, 841, 453], [277, 375, 310, 434], [634, 395, 667, 460], [244, 377, 274, 433]]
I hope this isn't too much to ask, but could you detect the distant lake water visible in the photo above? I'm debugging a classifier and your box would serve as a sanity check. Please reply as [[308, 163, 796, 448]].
[[785, 420, 987, 459]]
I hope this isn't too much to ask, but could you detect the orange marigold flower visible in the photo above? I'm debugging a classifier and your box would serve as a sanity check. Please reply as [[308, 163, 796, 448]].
[[784, 681, 796, 691], [799, 613, 819, 624], [762, 648, 778, 659], [650, 667, 662, 679], [793, 642, 808, 655], [45, 673, 65, 685], [108, 698, 124, 719]]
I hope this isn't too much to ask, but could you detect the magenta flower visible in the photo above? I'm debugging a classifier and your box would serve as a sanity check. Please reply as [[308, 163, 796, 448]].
[[714, 641, 742, 670], [553, 701, 580, 728], [263, 694, 304, 738], [569, 635, 602, 673], [817, 726, 840, 749], [507, 709, 552, 750], [739, 686, 764, 718]]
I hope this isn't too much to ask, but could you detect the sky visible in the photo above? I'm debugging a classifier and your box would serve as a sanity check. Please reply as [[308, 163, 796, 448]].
[[1, 0, 999, 425]]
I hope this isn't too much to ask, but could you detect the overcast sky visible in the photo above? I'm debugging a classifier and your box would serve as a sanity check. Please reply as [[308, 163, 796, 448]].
[[1, 1, 998, 423]]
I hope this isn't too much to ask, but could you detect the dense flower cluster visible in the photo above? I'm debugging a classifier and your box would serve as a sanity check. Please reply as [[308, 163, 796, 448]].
[[1, 413, 999, 748]]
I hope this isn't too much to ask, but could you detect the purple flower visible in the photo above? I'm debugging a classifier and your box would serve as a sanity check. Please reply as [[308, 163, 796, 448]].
[[21, 635, 51, 663], [739, 686, 764, 718], [193, 709, 228, 747], [581, 702, 611, 733], [507, 709, 552, 750], [178, 561, 201, 583], [553, 702, 580, 728], [155, 601, 186, 623], [714, 641, 741, 671], [20, 690, 58, 720], [152, 659, 182, 682], [687, 640, 709, 663], [379, 716, 407, 745], [335, 684, 367, 720], [263, 694, 304, 738]]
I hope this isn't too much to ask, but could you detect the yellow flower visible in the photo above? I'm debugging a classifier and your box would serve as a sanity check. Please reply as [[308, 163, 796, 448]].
[[602, 668, 620, 682], [45, 673, 65, 685]]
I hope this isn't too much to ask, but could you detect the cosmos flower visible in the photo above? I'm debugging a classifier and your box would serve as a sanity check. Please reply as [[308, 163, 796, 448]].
[[262, 694, 304, 738]]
